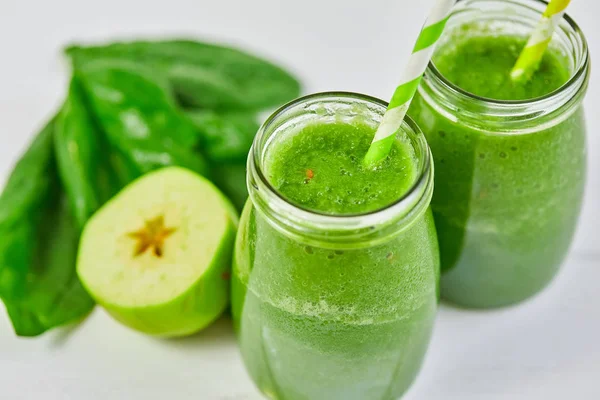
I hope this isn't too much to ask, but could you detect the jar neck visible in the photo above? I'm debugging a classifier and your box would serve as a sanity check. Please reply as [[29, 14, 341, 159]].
[[247, 92, 434, 249], [419, 0, 590, 134]]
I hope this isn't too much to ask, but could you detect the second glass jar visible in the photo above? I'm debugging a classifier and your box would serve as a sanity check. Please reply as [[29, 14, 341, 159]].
[[408, 0, 590, 308]]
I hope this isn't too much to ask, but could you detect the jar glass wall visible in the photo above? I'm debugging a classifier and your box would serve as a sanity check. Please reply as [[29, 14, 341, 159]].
[[408, 0, 590, 308], [232, 92, 439, 400]]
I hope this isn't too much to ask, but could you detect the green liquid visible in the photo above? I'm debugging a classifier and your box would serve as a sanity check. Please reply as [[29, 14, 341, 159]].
[[232, 121, 439, 399], [436, 35, 569, 100], [267, 121, 417, 214], [408, 33, 586, 308]]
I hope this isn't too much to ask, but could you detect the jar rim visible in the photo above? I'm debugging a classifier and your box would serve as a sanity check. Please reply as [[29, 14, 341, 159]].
[[426, 0, 590, 107], [248, 91, 434, 246]]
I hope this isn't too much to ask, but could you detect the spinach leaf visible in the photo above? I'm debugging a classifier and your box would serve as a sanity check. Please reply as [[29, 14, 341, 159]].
[[0, 121, 55, 302], [54, 77, 122, 228], [76, 61, 208, 177], [210, 162, 249, 212], [4, 194, 93, 337], [66, 39, 301, 110], [0, 120, 94, 336], [187, 110, 256, 210], [187, 110, 258, 162]]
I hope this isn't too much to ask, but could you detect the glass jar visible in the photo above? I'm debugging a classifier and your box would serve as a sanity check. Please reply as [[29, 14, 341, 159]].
[[408, 0, 590, 308], [231, 92, 439, 400]]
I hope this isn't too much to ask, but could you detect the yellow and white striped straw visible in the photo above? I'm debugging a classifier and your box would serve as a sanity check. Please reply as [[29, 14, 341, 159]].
[[364, 0, 456, 166], [510, 0, 572, 81]]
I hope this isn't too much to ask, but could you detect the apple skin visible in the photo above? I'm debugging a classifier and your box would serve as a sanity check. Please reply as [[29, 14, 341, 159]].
[[77, 167, 238, 338], [96, 220, 236, 337]]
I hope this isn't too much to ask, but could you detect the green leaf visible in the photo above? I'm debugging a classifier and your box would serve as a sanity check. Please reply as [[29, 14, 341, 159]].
[[210, 162, 249, 212], [187, 110, 258, 162], [0, 119, 94, 336], [76, 61, 208, 177], [0, 121, 56, 302], [66, 39, 301, 110], [4, 195, 93, 337], [54, 77, 123, 228]]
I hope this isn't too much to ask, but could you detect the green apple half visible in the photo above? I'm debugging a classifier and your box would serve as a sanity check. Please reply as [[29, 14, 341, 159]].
[[77, 166, 238, 337]]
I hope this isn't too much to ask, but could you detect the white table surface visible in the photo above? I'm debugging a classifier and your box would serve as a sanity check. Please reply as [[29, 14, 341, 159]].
[[1, 1, 599, 399]]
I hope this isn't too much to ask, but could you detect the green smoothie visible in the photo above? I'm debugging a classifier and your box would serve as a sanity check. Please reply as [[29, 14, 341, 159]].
[[232, 97, 439, 400], [267, 121, 418, 214], [436, 35, 569, 100], [408, 31, 587, 308]]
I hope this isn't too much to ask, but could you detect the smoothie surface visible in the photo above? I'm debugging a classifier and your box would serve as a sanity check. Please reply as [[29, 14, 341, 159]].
[[434, 34, 571, 100], [266, 121, 418, 215]]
